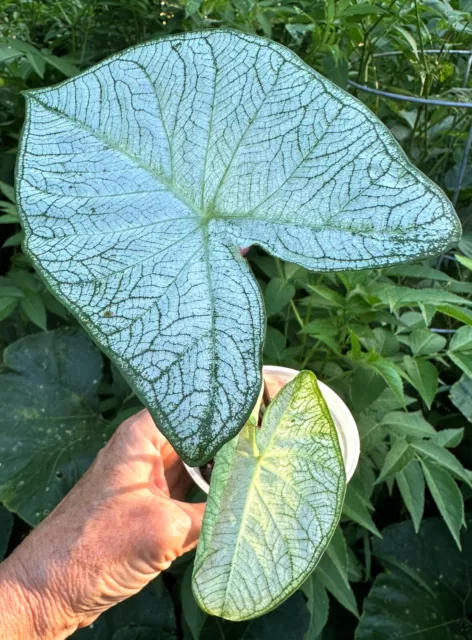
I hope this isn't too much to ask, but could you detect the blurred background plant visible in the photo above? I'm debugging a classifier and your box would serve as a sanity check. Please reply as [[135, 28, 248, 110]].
[[1, 1, 472, 638]]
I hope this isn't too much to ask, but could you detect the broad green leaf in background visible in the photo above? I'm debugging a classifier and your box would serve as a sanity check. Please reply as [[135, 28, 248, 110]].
[[182, 564, 311, 640], [420, 460, 464, 548], [0, 329, 111, 525], [395, 460, 425, 532], [240, 592, 310, 639], [450, 374, 472, 422], [356, 518, 472, 639], [183, 591, 311, 639], [192, 371, 345, 620], [17, 30, 460, 464], [74, 578, 177, 639]]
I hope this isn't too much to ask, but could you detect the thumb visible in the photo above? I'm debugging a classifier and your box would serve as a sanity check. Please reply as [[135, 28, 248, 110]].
[[173, 501, 206, 556]]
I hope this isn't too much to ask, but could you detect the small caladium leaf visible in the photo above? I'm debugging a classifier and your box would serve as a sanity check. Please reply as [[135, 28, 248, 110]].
[[16, 30, 460, 464], [192, 370, 346, 621]]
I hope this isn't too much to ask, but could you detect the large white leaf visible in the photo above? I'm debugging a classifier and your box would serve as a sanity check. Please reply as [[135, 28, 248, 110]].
[[16, 30, 460, 463], [192, 370, 346, 620]]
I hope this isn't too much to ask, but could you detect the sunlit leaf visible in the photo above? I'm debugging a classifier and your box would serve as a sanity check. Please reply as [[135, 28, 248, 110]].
[[17, 31, 460, 463], [192, 371, 345, 620]]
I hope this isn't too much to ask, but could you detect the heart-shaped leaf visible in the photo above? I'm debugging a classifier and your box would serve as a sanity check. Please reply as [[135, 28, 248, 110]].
[[17, 30, 460, 463], [192, 370, 345, 620]]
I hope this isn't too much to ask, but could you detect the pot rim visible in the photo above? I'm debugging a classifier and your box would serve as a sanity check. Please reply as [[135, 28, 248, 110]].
[[184, 365, 360, 494]]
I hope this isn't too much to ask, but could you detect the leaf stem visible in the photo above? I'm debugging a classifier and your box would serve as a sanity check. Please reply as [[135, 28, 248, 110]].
[[250, 424, 260, 458], [291, 300, 304, 329]]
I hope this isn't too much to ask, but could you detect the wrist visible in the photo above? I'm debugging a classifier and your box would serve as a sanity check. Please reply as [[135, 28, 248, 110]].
[[0, 539, 79, 640]]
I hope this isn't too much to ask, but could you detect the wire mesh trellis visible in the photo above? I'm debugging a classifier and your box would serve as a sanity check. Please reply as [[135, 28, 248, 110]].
[[348, 49, 472, 207]]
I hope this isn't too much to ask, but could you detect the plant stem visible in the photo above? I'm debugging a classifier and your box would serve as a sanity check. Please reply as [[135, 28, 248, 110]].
[[250, 424, 260, 458], [414, 0, 428, 85], [290, 300, 304, 329]]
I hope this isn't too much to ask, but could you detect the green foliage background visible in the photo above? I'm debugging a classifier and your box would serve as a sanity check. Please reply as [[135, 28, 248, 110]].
[[1, 0, 472, 637]]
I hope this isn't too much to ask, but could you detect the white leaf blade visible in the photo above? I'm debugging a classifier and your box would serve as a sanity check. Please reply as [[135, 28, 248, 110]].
[[17, 30, 461, 462], [192, 370, 346, 621]]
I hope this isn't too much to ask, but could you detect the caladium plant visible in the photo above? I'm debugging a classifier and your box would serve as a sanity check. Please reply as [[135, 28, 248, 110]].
[[193, 370, 346, 620], [16, 29, 460, 466], [16, 28, 460, 621]]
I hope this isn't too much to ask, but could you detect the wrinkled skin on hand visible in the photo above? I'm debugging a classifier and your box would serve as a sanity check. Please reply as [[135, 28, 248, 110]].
[[7, 410, 205, 633]]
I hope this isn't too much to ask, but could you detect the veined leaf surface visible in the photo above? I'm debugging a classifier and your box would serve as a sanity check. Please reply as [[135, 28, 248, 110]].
[[192, 370, 346, 620], [17, 30, 460, 463]]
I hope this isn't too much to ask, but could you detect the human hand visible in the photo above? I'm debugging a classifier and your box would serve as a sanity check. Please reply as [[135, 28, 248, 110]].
[[0, 410, 205, 639]]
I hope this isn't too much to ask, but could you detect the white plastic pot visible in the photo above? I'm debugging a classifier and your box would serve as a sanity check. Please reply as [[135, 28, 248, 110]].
[[184, 365, 360, 494]]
